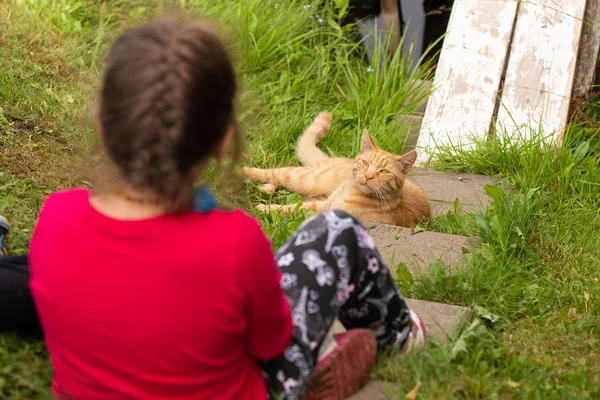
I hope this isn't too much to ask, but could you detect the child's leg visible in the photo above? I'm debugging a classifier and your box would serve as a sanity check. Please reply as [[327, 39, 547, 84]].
[[0, 217, 42, 339], [261, 210, 415, 400], [0, 255, 43, 339]]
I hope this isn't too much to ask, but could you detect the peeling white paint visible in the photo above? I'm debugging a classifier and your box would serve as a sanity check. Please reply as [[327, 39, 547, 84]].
[[416, 0, 519, 165], [496, 0, 585, 147]]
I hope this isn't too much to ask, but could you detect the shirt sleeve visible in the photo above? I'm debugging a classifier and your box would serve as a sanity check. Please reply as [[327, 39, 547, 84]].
[[236, 216, 293, 361]]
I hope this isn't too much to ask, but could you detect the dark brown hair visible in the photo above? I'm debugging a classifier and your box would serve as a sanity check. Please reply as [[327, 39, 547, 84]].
[[99, 16, 238, 211]]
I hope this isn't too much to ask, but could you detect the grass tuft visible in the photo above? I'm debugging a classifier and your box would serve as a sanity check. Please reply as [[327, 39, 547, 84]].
[[2, 0, 600, 398]]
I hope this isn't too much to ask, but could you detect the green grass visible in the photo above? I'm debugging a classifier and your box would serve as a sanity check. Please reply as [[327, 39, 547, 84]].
[[1, 0, 600, 398], [376, 127, 600, 398]]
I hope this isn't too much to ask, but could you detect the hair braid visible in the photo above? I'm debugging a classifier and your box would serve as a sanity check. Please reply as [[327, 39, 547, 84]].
[[99, 16, 237, 211]]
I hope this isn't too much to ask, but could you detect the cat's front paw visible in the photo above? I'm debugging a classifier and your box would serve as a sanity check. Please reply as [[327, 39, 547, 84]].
[[242, 166, 252, 177], [256, 204, 285, 213], [257, 204, 281, 213], [260, 183, 277, 195]]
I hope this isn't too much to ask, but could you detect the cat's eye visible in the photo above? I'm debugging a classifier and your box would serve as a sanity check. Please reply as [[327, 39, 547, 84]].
[[380, 169, 390, 174], [360, 159, 369, 167]]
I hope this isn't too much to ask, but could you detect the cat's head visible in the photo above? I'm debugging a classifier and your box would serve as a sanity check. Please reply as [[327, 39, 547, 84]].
[[352, 129, 417, 195]]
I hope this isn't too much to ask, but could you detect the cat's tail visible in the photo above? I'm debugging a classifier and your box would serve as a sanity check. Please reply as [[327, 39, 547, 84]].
[[296, 112, 332, 167]]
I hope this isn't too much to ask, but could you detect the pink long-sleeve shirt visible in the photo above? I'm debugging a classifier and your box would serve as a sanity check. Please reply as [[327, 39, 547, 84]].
[[29, 189, 293, 400]]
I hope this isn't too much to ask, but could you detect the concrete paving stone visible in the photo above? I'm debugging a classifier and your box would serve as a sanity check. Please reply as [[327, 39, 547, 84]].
[[394, 114, 423, 153], [330, 298, 470, 345], [404, 298, 471, 342], [408, 167, 495, 216], [344, 298, 471, 399], [347, 381, 399, 400], [366, 223, 474, 276]]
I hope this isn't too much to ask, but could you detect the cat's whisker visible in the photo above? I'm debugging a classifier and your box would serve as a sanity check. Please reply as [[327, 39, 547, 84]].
[[374, 187, 393, 210], [378, 187, 398, 211]]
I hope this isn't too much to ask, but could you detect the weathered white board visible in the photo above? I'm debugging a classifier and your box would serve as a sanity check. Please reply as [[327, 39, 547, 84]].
[[573, 0, 600, 100], [496, 0, 586, 147], [416, 0, 519, 165]]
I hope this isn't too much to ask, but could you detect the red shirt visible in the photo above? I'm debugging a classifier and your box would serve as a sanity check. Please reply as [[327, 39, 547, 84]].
[[29, 189, 293, 400]]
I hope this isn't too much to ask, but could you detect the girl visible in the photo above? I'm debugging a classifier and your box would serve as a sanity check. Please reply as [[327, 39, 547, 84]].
[[0, 16, 425, 400]]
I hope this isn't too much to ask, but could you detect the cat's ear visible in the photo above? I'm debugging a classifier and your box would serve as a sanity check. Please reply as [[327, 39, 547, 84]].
[[360, 129, 378, 153], [397, 150, 417, 174]]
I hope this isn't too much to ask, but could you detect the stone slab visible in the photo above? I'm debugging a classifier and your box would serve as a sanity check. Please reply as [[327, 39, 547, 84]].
[[328, 298, 471, 398], [404, 298, 470, 342], [345, 299, 471, 400], [394, 77, 430, 153], [366, 223, 473, 277], [408, 167, 494, 216], [348, 381, 399, 400], [330, 298, 470, 344], [395, 114, 423, 153], [402, 79, 432, 115]]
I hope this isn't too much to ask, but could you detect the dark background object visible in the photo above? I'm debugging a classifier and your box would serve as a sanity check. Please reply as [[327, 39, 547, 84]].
[[422, 0, 454, 64], [339, 0, 453, 67]]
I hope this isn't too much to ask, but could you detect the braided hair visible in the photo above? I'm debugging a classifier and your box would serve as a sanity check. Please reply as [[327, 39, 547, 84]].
[[99, 16, 237, 212]]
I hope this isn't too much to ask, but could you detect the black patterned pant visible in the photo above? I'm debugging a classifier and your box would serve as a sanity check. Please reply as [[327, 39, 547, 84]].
[[261, 210, 412, 400], [0, 254, 42, 339]]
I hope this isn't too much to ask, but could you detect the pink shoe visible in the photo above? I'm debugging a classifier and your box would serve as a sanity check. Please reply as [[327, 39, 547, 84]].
[[398, 310, 427, 354], [302, 329, 377, 400]]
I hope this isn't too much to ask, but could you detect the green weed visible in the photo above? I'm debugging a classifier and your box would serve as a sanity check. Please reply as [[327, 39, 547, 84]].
[[2, 0, 600, 398]]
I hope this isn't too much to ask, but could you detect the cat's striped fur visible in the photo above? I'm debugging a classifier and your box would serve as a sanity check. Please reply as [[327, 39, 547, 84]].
[[243, 112, 431, 228]]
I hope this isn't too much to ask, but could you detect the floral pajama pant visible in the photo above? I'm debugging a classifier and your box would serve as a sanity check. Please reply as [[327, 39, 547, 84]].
[[260, 210, 412, 400]]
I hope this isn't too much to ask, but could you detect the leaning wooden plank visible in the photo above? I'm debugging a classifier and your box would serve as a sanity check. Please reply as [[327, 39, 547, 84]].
[[572, 0, 600, 102], [496, 0, 586, 147], [416, 0, 519, 165]]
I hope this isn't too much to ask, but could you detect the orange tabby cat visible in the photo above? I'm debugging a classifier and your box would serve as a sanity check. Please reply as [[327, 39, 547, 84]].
[[243, 112, 431, 228]]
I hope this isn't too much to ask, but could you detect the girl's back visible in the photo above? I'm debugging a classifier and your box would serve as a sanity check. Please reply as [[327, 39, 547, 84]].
[[30, 189, 292, 399]]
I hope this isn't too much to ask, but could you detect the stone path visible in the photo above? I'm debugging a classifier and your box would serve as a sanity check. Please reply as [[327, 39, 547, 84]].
[[348, 382, 399, 400], [367, 223, 474, 276], [409, 168, 494, 215], [335, 166, 493, 399], [321, 77, 497, 398], [403, 298, 471, 343]]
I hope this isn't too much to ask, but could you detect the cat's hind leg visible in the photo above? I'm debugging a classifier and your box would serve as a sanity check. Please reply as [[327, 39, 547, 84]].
[[256, 200, 329, 214], [243, 166, 314, 197]]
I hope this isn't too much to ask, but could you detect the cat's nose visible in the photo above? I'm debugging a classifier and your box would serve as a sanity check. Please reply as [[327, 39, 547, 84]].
[[364, 173, 374, 181]]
